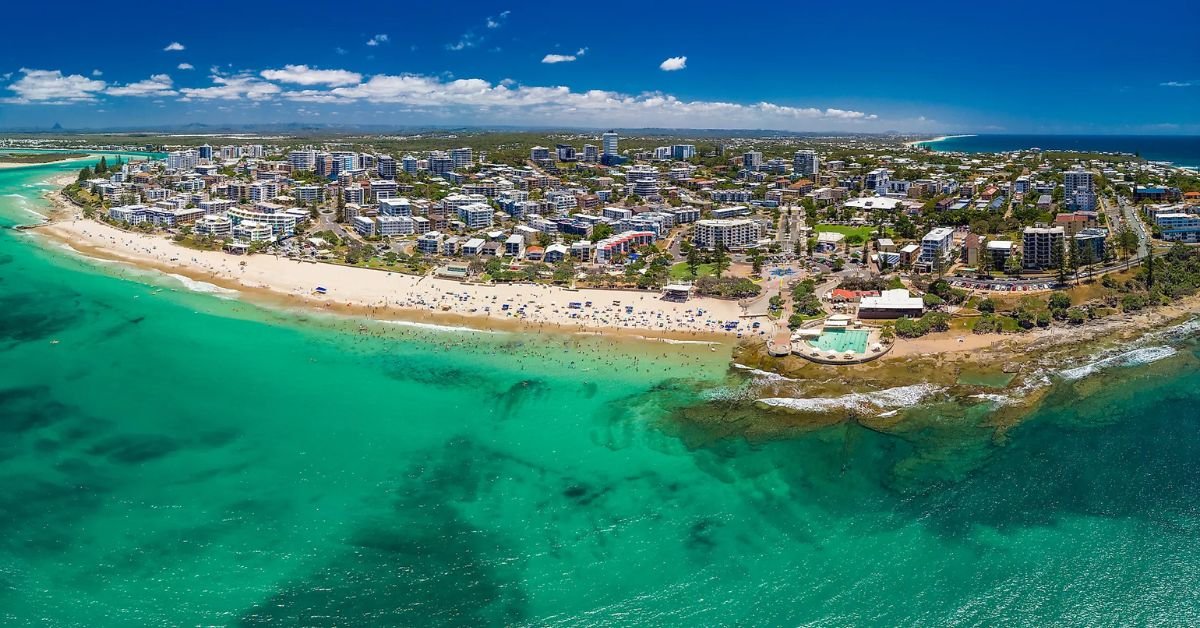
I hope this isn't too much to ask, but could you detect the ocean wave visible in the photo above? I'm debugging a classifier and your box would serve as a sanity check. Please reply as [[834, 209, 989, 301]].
[[1151, 317, 1200, 341], [732, 363, 798, 382], [970, 393, 1016, 406], [380, 319, 500, 334], [661, 338, 722, 345], [165, 273, 240, 297], [758, 384, 943, 413], [1059, 345, 1178, 381], [699, 386, 752, 401]]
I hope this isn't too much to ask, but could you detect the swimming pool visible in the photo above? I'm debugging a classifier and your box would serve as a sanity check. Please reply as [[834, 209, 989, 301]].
[[808, 328, 870, 353]]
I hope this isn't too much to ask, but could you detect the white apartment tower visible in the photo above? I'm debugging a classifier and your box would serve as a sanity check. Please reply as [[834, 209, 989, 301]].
[[1064, 167, 1096, 211], [602, 131, 619, 157]]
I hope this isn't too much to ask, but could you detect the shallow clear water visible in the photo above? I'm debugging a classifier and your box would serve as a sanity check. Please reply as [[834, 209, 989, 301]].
[[3, 157, 1200, 625]]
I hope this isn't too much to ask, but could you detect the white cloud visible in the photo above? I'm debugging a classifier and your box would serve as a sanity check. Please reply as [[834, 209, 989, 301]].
[[163, 42, 185, 52], [260, 65, 362, 86], [5, 68, 107, 103], [106, 74, 176, 97], [659, 56, 687, 71], [1160, 81, 1193, 87], [273, 72, 879, 130], [487, 10, 510, 28], [177, 63, 194, 70], [576, 47, 588, 56], [447, 34, 478, 51], [91, 69, 103, 77], [179, 73, 281, 101], [542, 54, 576, 64], [366, 34, 389, 47]]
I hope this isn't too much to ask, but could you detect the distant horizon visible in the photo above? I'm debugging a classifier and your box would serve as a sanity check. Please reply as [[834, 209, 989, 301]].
[[2, 125, 1199, 138]]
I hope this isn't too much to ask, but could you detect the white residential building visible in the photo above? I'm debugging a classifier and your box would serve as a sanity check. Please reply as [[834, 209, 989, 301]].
[[457, 203, 494, 229], [693, 218, 761, 250], [919, 227, 954, 264], [1064, 167, 1096, 211]]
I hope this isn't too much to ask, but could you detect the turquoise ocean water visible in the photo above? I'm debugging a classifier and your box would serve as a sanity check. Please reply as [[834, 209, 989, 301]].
[[3, 155, 1200, 625]]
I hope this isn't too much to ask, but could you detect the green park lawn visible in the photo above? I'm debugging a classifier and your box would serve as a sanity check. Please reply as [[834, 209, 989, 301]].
[[814, 224, 889, 243], [669, 262, 717, 280]]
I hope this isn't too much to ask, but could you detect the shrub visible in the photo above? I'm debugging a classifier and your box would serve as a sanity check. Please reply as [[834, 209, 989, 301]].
[[973, 314, 999, 334]]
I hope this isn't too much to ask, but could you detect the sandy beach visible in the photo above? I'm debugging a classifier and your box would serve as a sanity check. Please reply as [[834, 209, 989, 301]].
[[0, 153, 98, 169], [904, 134, 975, 148], [32, 174, 1200, 358], [33, 184, 751, 340]]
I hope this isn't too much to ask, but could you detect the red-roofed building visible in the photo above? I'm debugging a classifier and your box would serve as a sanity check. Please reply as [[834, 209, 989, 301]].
[[1054, 211, 1099, 236]]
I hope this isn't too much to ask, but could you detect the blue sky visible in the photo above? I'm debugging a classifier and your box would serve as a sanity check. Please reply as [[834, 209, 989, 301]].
[[1, 0, 1197, 133]]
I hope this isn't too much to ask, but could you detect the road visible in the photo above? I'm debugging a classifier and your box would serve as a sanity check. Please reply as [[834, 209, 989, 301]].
[[1117, 196, 1151, 258]]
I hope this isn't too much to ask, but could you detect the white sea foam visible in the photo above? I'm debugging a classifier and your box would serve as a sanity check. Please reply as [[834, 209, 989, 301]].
[[1059, 345, 1178, 381], [380, 319, 500, 334], [758, 384, 943, 413], [660, 338, 721, 346], [970, 393, 1016, 406], [165, 273, 240, 297], [732, 363, 798, 383], [1152, 317, 1200, 341], [699, 386, 751, 402]]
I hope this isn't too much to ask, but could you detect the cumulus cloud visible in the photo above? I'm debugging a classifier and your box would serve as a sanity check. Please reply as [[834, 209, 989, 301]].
[[1160, 81, 1193, 87], [5, 68, 107, 103], [274, 72, 878, 130], [365, 34, 388, 47], [91, 69, 103, 76], [179, 73, 281, 101], [659, 56, 687, 71], [7, 62, 883, 130], [163, 42, 185, 51], [260, 65, 362, 86], [177, 63, 194, 70], [106, 74, 176, 97], [543, 48, 587, 63]]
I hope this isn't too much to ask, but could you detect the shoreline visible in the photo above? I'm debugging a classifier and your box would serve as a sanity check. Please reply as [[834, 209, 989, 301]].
[[31, 178, 748, 343], [904, 134, 976, 148], [27, 175, 1200, 372], [0, 153, 98, 170]]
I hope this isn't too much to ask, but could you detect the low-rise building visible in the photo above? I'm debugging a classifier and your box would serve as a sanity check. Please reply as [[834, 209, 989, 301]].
[[232, 220, 274, 242], [920, 227, 955, 265], [504, 234, 526, 258], [594, 231, 654, 264], [195, 214, 233, 237], [857, 289, 924, 319]]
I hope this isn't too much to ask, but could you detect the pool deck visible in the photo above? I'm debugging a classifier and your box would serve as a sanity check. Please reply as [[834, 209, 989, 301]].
[[788, 319, 894, 365]]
